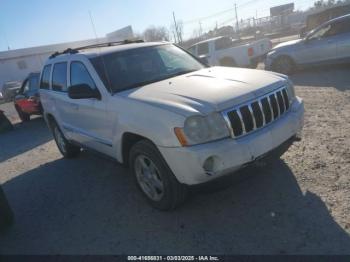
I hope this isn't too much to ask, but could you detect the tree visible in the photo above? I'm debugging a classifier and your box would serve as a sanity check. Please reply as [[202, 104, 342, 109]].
[[142, 26, 169, 42], [170, 20, 184, 44]]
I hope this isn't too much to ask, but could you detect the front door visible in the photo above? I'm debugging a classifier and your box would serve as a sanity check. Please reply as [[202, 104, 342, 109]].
[[297, 23, 337, 65], [65, 61, 113, 155]]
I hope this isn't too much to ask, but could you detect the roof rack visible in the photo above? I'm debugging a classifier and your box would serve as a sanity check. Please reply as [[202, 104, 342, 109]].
[[49, 39, 144, 59]]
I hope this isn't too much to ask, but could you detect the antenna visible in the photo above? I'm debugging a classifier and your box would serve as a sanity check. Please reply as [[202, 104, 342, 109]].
[[89, 10, 99, 41]]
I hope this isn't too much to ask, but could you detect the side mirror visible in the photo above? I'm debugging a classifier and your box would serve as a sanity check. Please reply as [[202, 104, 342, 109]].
[[198, 55, 209, 65], [68, 84, 101, 100]]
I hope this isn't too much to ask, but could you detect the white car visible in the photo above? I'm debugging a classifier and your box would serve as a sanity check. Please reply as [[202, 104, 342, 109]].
[[188, 36, 272, 68], [39, 41, 304, 210]]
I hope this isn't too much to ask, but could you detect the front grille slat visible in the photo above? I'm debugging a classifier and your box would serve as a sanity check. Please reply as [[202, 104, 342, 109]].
[[236, 108, 247, 134], [227, 110, 243, 137], [282, 89, 290, 110], [276, 91, 285, 114], [224, 86, 291, 138]]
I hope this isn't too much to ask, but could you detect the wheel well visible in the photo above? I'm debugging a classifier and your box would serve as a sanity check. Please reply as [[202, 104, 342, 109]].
[[122, 132, 149, 166], [45, 113, 56, 129], [220, 57, 236, 66], [273, 55, 295, 66]]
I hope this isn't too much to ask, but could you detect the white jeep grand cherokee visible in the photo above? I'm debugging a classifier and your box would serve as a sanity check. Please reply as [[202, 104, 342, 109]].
[[39, 41, 304, 210]]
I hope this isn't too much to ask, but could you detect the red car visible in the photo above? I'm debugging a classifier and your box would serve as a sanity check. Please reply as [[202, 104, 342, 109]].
[[14, 73, 42, 122]]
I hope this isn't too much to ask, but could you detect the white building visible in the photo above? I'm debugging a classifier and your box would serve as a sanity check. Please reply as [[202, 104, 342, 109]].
[[0, 26, 134, 88]]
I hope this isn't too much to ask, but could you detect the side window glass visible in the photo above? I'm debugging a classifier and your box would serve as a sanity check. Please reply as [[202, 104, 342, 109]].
[[197, 43, 209, 56], [29, 75, 39, 91], [326, 19, 350, 37], [70, 62, 96, 89], [40, 65, 52, 89], [19, 79, 29, 95], [23, 80, 30, 93], [52, 63, 68, 92]]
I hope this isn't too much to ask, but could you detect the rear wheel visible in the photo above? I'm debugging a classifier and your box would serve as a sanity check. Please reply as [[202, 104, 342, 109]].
[[220, 57, 237, 67], [272, 56, 295, 75], [129, 140, 187, 210], [15, 106, 30, 122], [51, 120, 81, 158]]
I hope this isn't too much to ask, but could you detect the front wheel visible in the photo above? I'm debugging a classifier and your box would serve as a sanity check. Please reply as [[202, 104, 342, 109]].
[[129, 140, 187, 210], [51, 121, 81, 158]]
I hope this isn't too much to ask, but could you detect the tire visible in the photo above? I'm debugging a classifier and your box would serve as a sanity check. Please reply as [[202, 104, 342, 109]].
[[272, 56, 295, 75], [50, 120, 81, 158], [220, 57, 237, 67], [0, 186, 14, 231], [15, 106, 30, 122], [129, 140, 187, 210]]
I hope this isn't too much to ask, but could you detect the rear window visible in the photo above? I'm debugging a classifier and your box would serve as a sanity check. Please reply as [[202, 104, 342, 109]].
[[215, 37, 233, 51], [52, 62, 68, 92], [40, 65, 52, 89], [197, 43, 209, 56]]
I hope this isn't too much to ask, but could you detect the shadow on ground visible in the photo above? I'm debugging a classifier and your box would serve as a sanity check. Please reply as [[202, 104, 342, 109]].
[[1, 152, 349, 254], [290, 65, 350, 91], [0, 117, 52, 162]]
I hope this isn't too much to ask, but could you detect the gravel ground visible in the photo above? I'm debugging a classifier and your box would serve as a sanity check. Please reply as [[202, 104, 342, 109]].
[[0, 66, 349, 255]]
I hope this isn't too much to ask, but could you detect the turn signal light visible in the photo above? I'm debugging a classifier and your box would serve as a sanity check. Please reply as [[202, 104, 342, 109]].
[[174, 127, 188, 146]]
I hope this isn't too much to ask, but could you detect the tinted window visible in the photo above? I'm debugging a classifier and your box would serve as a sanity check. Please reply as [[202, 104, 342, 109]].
[[197, 42, 209, 56], [70, 62, 96, 89], [326, 19, 350, 37], [40, 65, 52, 89], [52, 63, 68, 92], [29, 75, 39, 91]]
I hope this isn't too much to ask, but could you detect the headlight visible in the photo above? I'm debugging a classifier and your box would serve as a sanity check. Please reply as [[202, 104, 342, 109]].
[[174, 112, 230, 146], [286, 79, 296, 103]]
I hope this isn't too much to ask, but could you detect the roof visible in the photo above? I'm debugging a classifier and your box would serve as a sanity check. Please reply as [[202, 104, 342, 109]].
[[81, 42, 168, 58], [191, 36, 225, 46], [47, 41, 169, 62]]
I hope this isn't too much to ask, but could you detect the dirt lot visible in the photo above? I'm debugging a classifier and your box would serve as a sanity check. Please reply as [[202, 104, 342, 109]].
[[0, 66, 349, 255]]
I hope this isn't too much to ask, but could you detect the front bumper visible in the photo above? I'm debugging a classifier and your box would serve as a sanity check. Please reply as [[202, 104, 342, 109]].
[[158, 97, 304, 185]]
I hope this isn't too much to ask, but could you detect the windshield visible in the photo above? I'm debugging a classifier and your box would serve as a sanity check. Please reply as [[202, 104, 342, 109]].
[[90, 44, 205, 93], [306, 24, 331, 40]]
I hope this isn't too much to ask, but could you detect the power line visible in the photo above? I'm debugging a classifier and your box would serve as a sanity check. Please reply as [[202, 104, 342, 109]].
[[182, 6, 235, 24]]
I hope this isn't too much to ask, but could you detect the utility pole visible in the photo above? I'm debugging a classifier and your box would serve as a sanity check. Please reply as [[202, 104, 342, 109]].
[[234, 3, 240, 39], [199, 21, 203, 39], [172, 12, 180, 44]]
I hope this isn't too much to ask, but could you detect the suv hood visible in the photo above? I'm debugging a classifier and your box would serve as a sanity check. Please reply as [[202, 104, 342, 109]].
[[119, 67, 287, 116], [273, 39, 303, 51]]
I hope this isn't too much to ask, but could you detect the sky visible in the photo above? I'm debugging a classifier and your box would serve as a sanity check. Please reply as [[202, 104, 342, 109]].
[[0, 0, 315, 51]]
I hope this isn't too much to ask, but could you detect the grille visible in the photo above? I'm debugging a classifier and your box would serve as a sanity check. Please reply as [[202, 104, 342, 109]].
[[223, 86, 291, 138]]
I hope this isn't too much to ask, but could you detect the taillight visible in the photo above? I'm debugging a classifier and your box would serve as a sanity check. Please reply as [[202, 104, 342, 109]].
[[248, 47, 254, 57]]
